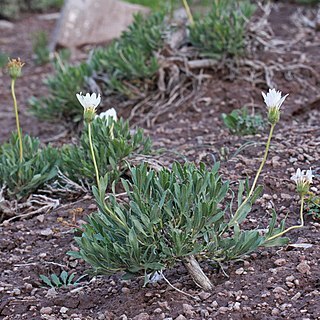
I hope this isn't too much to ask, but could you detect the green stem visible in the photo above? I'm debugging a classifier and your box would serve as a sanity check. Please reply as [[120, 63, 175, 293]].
[[227, 123, 276, 228], [88, 122, 100, 190], [11, 79, 23, 162], [266, 196, 305, 242], [248, 123, 276, 199], [182, 0, 194, 25], [110, 122, 114, 140]]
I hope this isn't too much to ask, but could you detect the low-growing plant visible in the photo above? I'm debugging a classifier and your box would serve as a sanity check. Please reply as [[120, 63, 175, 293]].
[[32, 31, 50, 65], [61, 116, 152, 189], [39, 271, 86, 288], [222, 107, 264, 135], [189, 0, 256, 58], [29, 62, 92, 122], [0, 0, 63, 19], [0, 53, 9, 68], [70, 88, 314, 291], [30, 12, 166, 123], [305, 192, 320, 221], [293, 0, 320, 4], [69, 162, 287, 290], [0, 133, 59, 200]]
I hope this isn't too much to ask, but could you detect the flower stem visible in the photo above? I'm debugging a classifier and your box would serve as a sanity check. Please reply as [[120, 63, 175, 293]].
[[88, 122, 100, 190], [110, 122, 114, 140], [182, 0, 194, 25], [266, 195, 305, 242], [248, 123, 275, 198], [227, 123, 276, 227], [11, 79, 23, 162]]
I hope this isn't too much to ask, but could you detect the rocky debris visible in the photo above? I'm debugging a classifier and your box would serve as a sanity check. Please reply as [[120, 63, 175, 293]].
[[40, 307, 53, 315], [297, 261, 311, 274], [133, 313, 150, 320], [274, 258, 287, 266], [0, 20, 14, 30], [182, 304, 195, 317]]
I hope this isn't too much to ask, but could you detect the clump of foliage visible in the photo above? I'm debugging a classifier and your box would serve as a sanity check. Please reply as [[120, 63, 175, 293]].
[[0, 0, 64, 19], [305, 192, 320, 221], [29, 62, 92, 122], [30, 12, 166, 123], [69, 162, 287, 286], [0, 133, 59, 200], [222, 107, 264, 136], [91, 12, 165, 98], [32, 31, 50, 65], [189, 0, 256, 58], [61, 116, 152, 189], [39, 271, 86, 288], [0, 53, 9, 68], [293, 0, 320, 4]]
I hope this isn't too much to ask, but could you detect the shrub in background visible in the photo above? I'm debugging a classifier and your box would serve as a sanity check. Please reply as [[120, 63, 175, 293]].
[[29, 62, 92, 122], [32, 31, 50, 65], [222, 107, 264, 136], [189, 0, 256, 58], [0, 0, 64, 19], [0, 133, 59, 200], [61, 116, 152, 189], [30, 12, 166, 123]]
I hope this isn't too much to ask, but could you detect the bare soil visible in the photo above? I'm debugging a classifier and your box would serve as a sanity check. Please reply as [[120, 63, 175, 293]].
[[0, 2, 320, 320]]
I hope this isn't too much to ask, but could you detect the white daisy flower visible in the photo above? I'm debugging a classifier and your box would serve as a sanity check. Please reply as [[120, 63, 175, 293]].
[[96, 108, 117, 122], [76, 92, 101, 123], [291, 168, 313, 195], [76, 92, 101, 111], [261, 88, 288, 110]]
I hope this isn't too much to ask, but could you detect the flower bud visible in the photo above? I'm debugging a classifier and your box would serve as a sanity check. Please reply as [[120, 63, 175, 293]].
[[267, 107, 280, 125], [7, 58, 25, 80], [83, 108, 96, 123]]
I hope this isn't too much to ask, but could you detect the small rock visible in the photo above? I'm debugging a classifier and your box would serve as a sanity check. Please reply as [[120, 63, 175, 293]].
[[40, 228, 53, 236], [286, 275, 295, 282], [175, 316, 187, 320], [37, 214, 45, 222], [182, 304, 194, 317], [88, 204, 97, 210], [280, 193, 292, 200], [291, 292, 301, 301], [24, 283, 33, 291], [121, 287, 130, 294], [12, 288, 21, 296], [133, 313, 150, 320], [0, 20, 14, 29], [45, 288, 58, 298], [271, 308, 280, 316], [40, 307, 53, 315], [211, 301, 219, 309], [297, 261, 311, 274], [60, 307, 69, 314], [218, 307, 229, 313], [198, 291, 211, 300], [274, 258, 286, 266], [153, 308, 162, 314], [235, 267, 244, 275], [273, 286, 287, 295], [233, 302, 241, 311]]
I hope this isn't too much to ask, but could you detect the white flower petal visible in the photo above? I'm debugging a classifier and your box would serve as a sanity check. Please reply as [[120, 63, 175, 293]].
[[97, 108, 117, 121], [76, 92, 101, 110], [262, 88, 288, 110]]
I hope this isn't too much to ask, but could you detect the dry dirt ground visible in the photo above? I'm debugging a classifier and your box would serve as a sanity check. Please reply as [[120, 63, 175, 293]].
[[0, 2, 320, 320]]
